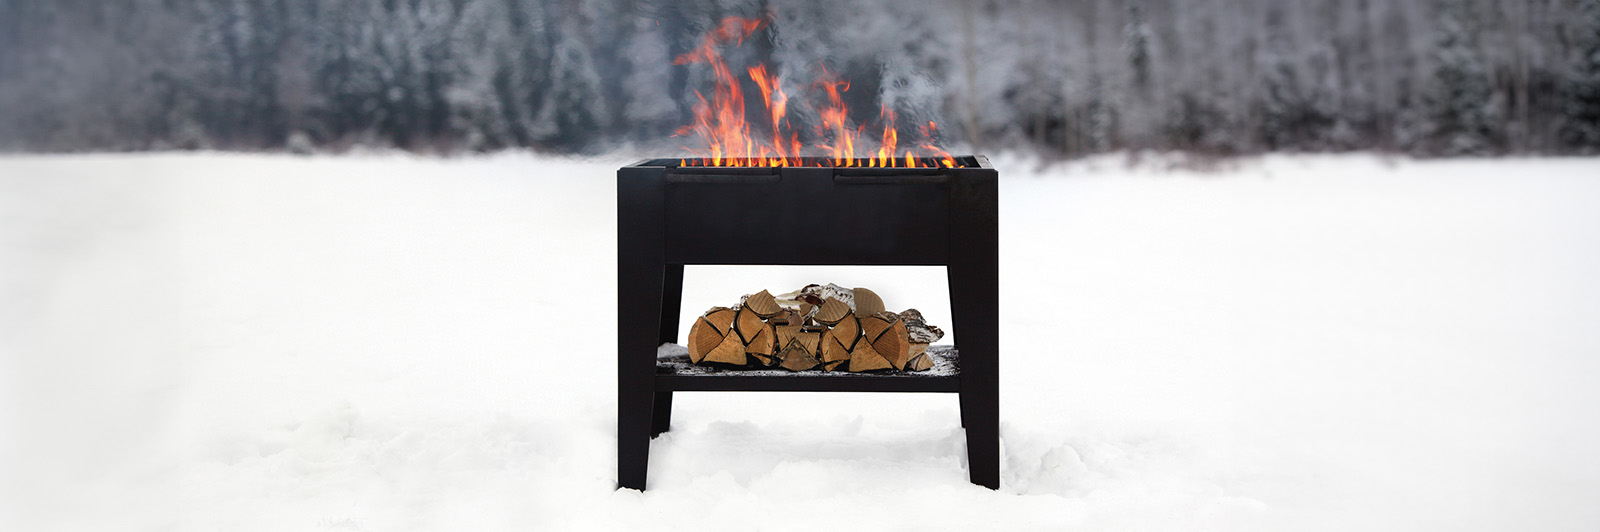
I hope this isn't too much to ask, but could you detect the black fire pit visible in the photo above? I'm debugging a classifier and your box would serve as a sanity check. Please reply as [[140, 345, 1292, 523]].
[[617, 156, 998, 490]]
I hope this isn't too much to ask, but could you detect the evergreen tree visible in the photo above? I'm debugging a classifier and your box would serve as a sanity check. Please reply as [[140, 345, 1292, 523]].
[[1563, 0, 1600, 152], [1125, 3, 1151, 95], [1424, 0, 1499, 155], [1121, 3, 1153, 148], [1078, 76, 1113, 153], [535, 32, 607, 151], [1256, 6, 1302, 150]]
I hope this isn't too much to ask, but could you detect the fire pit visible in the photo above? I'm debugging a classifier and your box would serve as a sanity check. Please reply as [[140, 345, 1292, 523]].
[[617, 156, 998, 490]]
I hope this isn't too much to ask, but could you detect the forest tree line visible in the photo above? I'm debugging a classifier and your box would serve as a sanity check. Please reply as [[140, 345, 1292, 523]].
[[2, 0, 1599, 156]]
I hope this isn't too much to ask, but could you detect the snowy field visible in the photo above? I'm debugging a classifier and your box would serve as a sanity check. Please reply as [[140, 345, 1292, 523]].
[[3, 152, 1600, 531]]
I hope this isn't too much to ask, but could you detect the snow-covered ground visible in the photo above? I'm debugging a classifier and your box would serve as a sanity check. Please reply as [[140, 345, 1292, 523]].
[[3, 152, 1599, 531]]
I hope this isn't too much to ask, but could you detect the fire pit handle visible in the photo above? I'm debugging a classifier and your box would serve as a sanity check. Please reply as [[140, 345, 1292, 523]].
[[664, 174, 781, 184], [664, 166, 780, 184], [832, 171, 949, 185]]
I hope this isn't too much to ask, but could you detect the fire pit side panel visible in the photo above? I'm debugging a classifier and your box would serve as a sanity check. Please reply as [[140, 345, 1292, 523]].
[[662, 166, 953, 265]]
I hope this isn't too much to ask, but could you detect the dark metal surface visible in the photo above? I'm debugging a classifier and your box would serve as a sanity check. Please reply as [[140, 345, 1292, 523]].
[[662, 166, 953, 265], [655, 345, 961, 392], [617, 156, 1000, 490]]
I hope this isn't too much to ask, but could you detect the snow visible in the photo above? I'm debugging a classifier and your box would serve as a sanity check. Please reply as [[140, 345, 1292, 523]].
[[3, 151, 1600, 531]]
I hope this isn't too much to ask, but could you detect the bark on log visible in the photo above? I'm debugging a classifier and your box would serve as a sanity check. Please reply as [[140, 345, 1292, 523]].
[[897, 308, 944, 371]]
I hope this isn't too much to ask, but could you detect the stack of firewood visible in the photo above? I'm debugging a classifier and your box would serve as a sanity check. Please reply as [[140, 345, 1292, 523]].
[[685, 284, 945, 372]]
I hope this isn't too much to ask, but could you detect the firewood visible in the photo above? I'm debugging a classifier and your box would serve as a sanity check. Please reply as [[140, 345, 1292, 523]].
[[772, 306, 818, 371], [808, 283, 856, 309], [742, 289, 783, 319], [813, 297, 851, 326], [686, 307, 737, 363], [772, 308, 798, 330], [897, 308, 944, 344], [772, 308, 801, 348], [818, 311, 859, 371], [853, 287, 886, 316], [846, 338, 893, 372], [859, 312, 910, 370], [685, 291, 945, 372], [702, 332, 747, 365], [791, 292, 825, 324], [897, 308, 943, 371], [734, 307, 777, 365], [783, 283, 855, 311], [776, 330, 821, 371], [769, 307, 799, 326], [905, 345, 935, 371]]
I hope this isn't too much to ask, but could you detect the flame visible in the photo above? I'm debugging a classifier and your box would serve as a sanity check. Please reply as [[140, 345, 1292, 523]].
[[813, 67, 859, 166], [748, 64, 795, 163], [919, 121, 957, 168], [673, 16, 959, 168], [875, 106, 899, 167]]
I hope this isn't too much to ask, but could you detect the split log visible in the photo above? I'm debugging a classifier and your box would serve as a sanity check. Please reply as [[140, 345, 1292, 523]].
[[776, 329, 822, 371], [770, 308, 800, 342], [784, 283, 856, 310], [897, 308, 944, 371], [742, 289, 782, 318], [904, 346, 935, 371], [818, 311, 859, 371], [769, 308, 808, 369], [853, 287, 886, 316], [897, 308, 944, 343], [816, 309, 895, 373], [859, 312, 910, 370], [846, 337, 893, 372], [813, 297, 852, 326], [735, 307, 777, 365], [686, 307, 742, 364]]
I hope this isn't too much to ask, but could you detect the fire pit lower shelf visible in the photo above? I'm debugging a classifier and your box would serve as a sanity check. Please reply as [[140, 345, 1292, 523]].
[[656, 345, 961, 392]]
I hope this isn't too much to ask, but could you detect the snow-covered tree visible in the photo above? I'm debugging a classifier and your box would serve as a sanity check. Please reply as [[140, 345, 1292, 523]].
[[1424, 0, 1500, 155], [1255, 5, 1302, 150], [1119, 2, 1154, 149], [1124, 3, 1152, 96], [1563, 0, 1600, 152], [0, 0, 1594, 156], [534, 26, 608, 152]]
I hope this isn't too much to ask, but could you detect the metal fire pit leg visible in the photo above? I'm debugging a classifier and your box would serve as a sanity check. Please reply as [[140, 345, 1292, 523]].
[[650, 391, 673, 437], [652, 265, 683, 437], [617, 174, 666, 491], [951, 171, 1000, 490]]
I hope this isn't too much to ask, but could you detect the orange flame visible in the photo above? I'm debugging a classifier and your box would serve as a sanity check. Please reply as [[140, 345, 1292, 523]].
[[673, 16, 959, 168], [813, 67, 858, 166], [919, 121, 957, 168], [875, 106, 899, 167]]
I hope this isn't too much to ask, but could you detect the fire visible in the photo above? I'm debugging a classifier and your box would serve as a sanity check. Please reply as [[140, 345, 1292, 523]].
[[672, 16, 956, 168]]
